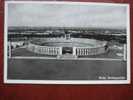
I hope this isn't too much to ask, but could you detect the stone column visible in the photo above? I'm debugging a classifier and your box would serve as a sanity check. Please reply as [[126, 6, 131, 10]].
[[80, 49, 81, 55], [73, 47, 76, 55], [87, 49, 88, 55], [57, 47, 62, 59], [44, 47, 46, 54], [77, 49, 79, 55], [59, 47, 62, 55], [82, 49, 83, 55], [51, 48, 53, 55], [84, 49, 86, 55], [55, 48, 57, 55], [45, 47, 47, 54], [81, 49, 83, 55]]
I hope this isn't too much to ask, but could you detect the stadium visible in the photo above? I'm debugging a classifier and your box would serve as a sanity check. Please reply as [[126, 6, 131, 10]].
[[27, 37, 108, 58]]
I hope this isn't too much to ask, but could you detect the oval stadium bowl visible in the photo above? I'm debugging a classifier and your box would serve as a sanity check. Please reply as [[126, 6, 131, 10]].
[[27, 38, 108, 57]]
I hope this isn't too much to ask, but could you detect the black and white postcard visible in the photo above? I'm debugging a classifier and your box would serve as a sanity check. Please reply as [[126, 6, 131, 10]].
[[4, 1, 130, 84]]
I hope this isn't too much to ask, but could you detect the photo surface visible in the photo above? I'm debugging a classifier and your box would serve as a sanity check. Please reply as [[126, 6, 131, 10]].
[[4, 1, 130, 84]]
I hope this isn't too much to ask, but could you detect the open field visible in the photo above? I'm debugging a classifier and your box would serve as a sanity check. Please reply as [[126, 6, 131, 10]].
[[8, 59, 127, 80]]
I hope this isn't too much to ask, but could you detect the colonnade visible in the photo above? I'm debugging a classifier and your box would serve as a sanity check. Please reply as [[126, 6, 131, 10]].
[[27, 43, 61, 55], [75, 46, 106, 56]]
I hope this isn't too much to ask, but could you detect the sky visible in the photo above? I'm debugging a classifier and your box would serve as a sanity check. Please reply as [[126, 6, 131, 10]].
[[7, 3, 128, 29]]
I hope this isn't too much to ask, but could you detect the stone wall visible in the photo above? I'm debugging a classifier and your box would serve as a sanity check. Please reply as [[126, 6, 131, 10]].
[[27, 43, 61, 55], [76, 46, 107, 56]]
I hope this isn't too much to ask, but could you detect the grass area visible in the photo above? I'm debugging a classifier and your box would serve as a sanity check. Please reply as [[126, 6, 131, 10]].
[[8, 59, 127, 80], [11, 47, 57, 57]]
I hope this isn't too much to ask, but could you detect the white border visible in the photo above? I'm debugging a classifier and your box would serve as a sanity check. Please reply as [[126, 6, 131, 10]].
[[4, 1, 130, 84]]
